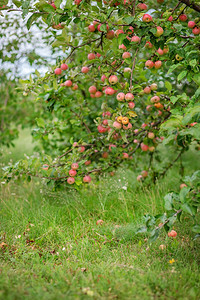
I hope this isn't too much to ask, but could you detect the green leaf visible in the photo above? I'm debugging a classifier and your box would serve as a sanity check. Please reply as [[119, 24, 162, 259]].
[[148, 229, 160, 243], [177, 70, 187, 81], [165, 81, 172, 91], [121, 131, 128, 143], [179, 187, 190, 203], [170, 96, 177, 104], [164, 193, 173, 210], [13, 0, 21, 7], [36, 118, 45, 128], [181, 203, 196, 216], [27, 13, 42, 30], [42, 3, 56, 13], [192, 225, 200, 233], [167, 64, 181, 74], [189, 59, 197, 68]]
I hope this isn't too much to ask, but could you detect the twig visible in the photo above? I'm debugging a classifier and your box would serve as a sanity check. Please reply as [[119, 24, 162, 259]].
[[179, 0, 200, 12]]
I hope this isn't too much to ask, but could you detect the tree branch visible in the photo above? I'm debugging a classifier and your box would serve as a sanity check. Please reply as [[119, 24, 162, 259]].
[[179, 0, 200, 12]]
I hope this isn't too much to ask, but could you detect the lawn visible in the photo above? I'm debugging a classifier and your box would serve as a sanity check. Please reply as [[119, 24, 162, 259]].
[[0, 130, 200, 300]]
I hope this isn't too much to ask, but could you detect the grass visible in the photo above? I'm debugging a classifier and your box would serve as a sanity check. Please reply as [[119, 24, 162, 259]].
[[0, 130, 200, 300]]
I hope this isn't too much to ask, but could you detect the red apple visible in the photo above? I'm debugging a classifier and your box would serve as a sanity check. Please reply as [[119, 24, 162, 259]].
[[154, 26, 163, 37], [117, 92, 125, 101], [145, 60, 154, 69], [154, 60, 162, 69], [168, 230, 177, 238], [179, 14, 187, 22], [157, 48, 164, 55], [109, 75, 118, 85], [143, 14, 152, 22], [145, 41, 153, 48], [131, 35, 141, 43], [128, 102, 135, 109], [125, 93, 134, 101], [71, 163, 79, 170], [69, 169, 77, 176], [113, 121, 122, 129], [88, 24, 96, 32], [54, 68, 62, 75], [106, 30, 115, 39], [119, 44, 127, 50], [64, 80, 73, 87], [143, 86, 151, 94], [141, 143, 149, 151], [192, 27, 200, 35], [122, 52, 131, 59], [188, 21, 196, 28], [88, 53, 96, 60], [105, 87, 115, 95], [67, 177, 75, 184], [88, 86, 97, 94], [95, 91, 103, 98], [61, 64, 68, 71], [83, 175, 91, 183], [137, 3, 147, 10], [82, 66, 89, 73]]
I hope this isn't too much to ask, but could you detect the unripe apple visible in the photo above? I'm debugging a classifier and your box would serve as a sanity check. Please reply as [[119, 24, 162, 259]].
[[180, 183, 187, 189], [102, 152, 109, 158], [88, 53, 96, 60], [61, 64, 68, 71], [95, 91, 103, 98], [168, 230, 177, 238], [137, 3, 147, 10], [64, 80, 73, 87], [72, 84, 78, 91], [124, 67, 132, 73], [145, 41, 153, 48], [113, 121, 122, 129], [163, 46, 169, 54], [88, 86, 97, 94], [149, 146, 155, 152], [145, 60, 154, 69], [105, 87, 115, 95], [150, 83, 157, 91], [143, 86, 151, 94], [101, 75, 107, 82], [67, 177, 75, 184], [117, 92, 125, 101], [142, 14, 153, 22], [119, 44, 127, 50], [122, 152, 129, 159], [71, 163, 79, 170], [192, 27, 200, 35], [179, 14, 187, 22], [141, 170, 148, 177], [146, 105, 152, 112], [131, 35, 141, 43], [54, 68, 62, 75], [157, 48, 164, 55], [128, 102, 135, 109], [125, 93, 134, 101], [154, 26, 163, 37], [109, 75, 118, 85], [83, 175, 91, 183], [88, 24, 96, 32], [154, 60, 162, 69], [122, 52, 131, 59], [188, 21, 196, 28], [151, 95, 160, 103], [141, 143, 149, 151], [106, 30, 115, 39], [81, 66, 89, 73], [148, 132, 155, 139], [69, 169, 77, 177]]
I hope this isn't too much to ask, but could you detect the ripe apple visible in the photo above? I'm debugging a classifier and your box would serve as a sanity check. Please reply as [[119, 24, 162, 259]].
[[64, 80, 73, 87], [74, 0, 82, 4], [146, 105, 152, 112], [67, 177, 75, 184], [109, 75, 118, 84], [168, 230, 177, 238], [54, 68, 62, 75], [105, 87, 115, 95], [168, 16, 173, 21], [137, 175, 143, 181], [50, 2, 57, 9], [106, 30, 115, 39], [109, 144, 116, 151], [143, 14, 153, 22], [83, 175, 91, 183], [98, 125, 106, 133], [131, 36, 141, 43], [188, 21, 196, 28], [101, 75, 107, 82], [137, 3, 147, 10], [151, 95, 160, 103], [96, 219, 104, 225], [154, 102, 164, 109], [71, 163, 79, 170], [113, 121, 122, 129], [85, 160, 91, 166], [102, 152, 109, 158], [154, 60, 162, 69], [72, 84, 78, 91], [117, 92, 125, 101], [128, 102, 135, 109], [102, 119, 108, 126], [154, 26, 163, 37], [97, 23, 109, 32], [123, 122, 132, 130], [102, 111, 111, 117], [122, 52, 131, 59], [157, 48, 164, 55], [88, 24, 96, 32], [149, 146, 155, 152], [124, 67, 132, 73], [122, 152, 129, 159], [180, 183, 187, 189], [61, 64, 68, 71], [163, 46, 169, 54], [141, 143, 149, 151], [192, 27, 200, 35], [141, 170, 148, 177], [179, 14, 187, 22], [115, 29, 124, 37], [125, 93, 134, 100], [159, 244, 166, 250], [88, 53, 96, 60], [69, 169, 77, 176], [82, 66, 89, 73], [142, 123, 148, 128], [78, 146, 85, 153], [143, 86, 151, 94], [145, 60, 154, 69], [88, 86, 97, 94], [145, 41, 153, 48], [95, 91, 103, 98], [119, 44, 127, 50], [122, 117, 129, 125]]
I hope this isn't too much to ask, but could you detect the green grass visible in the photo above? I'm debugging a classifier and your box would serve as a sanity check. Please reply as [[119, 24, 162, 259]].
[[0, 131, 200, 300]]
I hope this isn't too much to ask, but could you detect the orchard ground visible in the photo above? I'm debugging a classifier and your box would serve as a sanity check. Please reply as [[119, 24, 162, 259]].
[[0, 129, 200, 300]]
